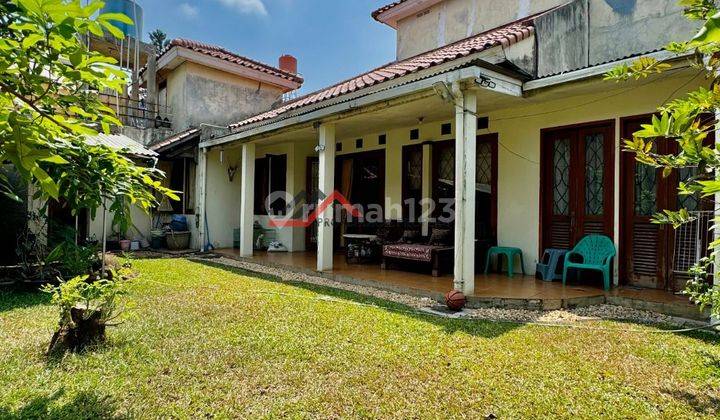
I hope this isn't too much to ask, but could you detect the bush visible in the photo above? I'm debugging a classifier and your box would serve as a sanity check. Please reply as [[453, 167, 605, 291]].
[[42, 274, 130, 353], [46, 237, 100, 278]]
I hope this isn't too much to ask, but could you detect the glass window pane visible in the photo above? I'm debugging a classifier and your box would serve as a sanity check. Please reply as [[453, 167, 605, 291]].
[[584, 133, 604, 216], [552, 138, 571, 216], [634, 160, 657, 216], [477, 143, 492, 188], [677, 166, 700, 212]]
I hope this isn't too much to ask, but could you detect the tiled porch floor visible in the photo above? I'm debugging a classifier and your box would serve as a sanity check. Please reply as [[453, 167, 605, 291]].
[[213, 249, 698, 314]]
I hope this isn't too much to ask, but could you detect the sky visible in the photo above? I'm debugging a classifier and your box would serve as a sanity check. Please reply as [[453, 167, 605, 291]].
[[138, 0, 397, 94]]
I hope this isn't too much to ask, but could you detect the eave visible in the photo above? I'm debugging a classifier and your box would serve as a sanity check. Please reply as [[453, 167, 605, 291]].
[[156, 47, 302, 92]]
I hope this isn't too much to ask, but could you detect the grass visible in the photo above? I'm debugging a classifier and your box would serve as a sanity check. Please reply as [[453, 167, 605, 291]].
[[1, 258, 719, 418]]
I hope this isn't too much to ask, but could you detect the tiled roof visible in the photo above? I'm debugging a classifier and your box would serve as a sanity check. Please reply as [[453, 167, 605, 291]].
[[86, 133, 157, 157], [150, 127, 201, 153], [229, 20, 534, 130], [159, 38, 303, 85], [371, 1, 408, 20]]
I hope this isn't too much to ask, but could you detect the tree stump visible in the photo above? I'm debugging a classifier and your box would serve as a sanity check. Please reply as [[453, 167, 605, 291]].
[[47, 306, 106, 354]]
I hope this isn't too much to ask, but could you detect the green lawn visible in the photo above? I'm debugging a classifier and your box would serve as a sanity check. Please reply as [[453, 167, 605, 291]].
[[1, 258, 719, 418]]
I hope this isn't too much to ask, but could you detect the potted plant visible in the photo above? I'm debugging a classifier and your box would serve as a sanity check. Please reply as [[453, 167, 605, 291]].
[[112, 218, 131, 252]]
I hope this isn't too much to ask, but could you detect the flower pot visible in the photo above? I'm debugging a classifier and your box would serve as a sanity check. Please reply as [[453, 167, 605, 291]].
[[119, 239, 131, 252]]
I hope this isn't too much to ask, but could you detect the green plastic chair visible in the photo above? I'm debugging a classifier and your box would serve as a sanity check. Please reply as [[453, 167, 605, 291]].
[[562, 235, 616, 291]]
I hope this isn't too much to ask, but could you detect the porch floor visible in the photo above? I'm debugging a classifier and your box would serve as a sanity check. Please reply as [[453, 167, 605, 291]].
[[213, 249, 706, 319]]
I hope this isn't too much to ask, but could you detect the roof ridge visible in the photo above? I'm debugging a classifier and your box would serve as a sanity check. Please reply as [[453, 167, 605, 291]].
[[371, 1, 407, 20], [260, 18, 535, 112], [228, 16, 539, 130], [156, 38, 304, 84]]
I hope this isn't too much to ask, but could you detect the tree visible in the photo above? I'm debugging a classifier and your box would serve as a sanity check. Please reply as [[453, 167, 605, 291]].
[[0, 0, 177, 236], [149, 28, 168, 52], [606, 0, 720, 318]]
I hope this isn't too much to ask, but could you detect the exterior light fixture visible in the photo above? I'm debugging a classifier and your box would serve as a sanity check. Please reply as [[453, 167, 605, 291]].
[[476, 74, 497, 89], [314, 144, 326, 152]]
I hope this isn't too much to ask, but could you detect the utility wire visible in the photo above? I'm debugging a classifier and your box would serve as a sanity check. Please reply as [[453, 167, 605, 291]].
[[449, 66, 700, 165]]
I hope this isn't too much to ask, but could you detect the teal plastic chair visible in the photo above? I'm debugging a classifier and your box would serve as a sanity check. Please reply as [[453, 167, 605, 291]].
[[562, 235, 616, 291]]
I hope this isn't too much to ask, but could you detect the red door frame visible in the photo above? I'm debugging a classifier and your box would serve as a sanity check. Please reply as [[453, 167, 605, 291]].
[[539, 119, 616, 256], [619, 114, 715, 289], [618, 114, 671, 288]]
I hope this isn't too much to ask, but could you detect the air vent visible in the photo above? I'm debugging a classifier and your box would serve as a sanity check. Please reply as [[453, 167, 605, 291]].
[[477, 117, 489, 130], [441, 123, 452, 135]]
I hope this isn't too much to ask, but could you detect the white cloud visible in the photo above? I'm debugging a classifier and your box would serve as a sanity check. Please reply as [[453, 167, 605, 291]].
[[179, 3, 199, 18], [217, 0, 268, 16]]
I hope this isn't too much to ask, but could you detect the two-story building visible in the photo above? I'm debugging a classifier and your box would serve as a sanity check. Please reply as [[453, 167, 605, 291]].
[[193, 0, 712, 316]]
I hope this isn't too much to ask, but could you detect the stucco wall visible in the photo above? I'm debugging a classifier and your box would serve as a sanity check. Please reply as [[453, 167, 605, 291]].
[[396, 0, 564, 60], [587, 0, 696, 66], [167, 62, 285, 131], [535, 0, 589, 78], [396, 0, 698, 77], [204, 148, 242, 249], [165, 63, 188, 132], [88, 205, 152, 246]]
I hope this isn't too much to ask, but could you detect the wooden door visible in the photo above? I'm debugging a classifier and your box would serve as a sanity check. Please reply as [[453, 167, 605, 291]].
[[620, 116, 714, 291], [476, 134, 498, 241], [621, 117, 674, 289], [541, 121, 615, 251], [402, 144, 423, 221]]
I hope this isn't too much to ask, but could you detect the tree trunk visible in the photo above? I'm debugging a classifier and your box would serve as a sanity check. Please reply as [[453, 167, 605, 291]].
[[47, 307, 106, 354]]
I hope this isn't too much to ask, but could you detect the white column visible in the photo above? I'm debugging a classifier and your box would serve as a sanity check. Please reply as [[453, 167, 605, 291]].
[[421, 142, 432, 236], [239, 143, 256, 257], [613, 119, 621, 286], [196, 147, 208, 251], [317, 123, 336, 271], [453, 87, 477, 295]]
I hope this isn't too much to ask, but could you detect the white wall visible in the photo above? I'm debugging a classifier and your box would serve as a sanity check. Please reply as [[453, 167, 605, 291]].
[[204, 148, 242, 249], [260, 71, 706, 275], [88, 204, 152, 245]]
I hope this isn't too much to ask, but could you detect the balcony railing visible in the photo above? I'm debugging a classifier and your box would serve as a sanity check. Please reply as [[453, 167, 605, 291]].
[[98, 93, 173, 130]]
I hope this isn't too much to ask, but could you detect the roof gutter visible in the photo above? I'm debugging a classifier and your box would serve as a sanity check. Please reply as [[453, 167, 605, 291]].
[[524, 50, 689, 91], [201, 64, 522, 149]]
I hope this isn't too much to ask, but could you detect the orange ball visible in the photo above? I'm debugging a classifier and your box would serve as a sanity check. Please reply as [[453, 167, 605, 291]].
[[445, 290, 467, 311]]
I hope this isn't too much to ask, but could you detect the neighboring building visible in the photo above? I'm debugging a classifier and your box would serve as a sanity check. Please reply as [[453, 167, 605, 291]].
[[142, 39, 303, 249], [194, 0, 714, 301], [7, 32, 302, 256]]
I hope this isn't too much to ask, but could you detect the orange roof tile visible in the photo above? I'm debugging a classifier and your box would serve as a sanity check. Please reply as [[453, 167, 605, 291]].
[[160, 38, 303, 85], [229, 21, 534, 130]]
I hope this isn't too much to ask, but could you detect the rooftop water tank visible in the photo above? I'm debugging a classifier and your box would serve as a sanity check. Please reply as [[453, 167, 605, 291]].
[[100, 0, 143, 39]]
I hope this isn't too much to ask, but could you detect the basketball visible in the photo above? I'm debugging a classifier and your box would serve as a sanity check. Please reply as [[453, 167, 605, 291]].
[[445, 290, 466, 311]]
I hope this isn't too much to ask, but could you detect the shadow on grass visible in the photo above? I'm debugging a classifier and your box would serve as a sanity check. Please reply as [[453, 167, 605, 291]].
[[191, 259, 521, 339], [661, 387, 720, 417], [0, 289, 51, 313], [596, 317, 720, 344], [0, 389, 123, 419]]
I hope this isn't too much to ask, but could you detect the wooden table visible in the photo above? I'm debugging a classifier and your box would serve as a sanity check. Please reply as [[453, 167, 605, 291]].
[[343, 234, 379, 264]]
